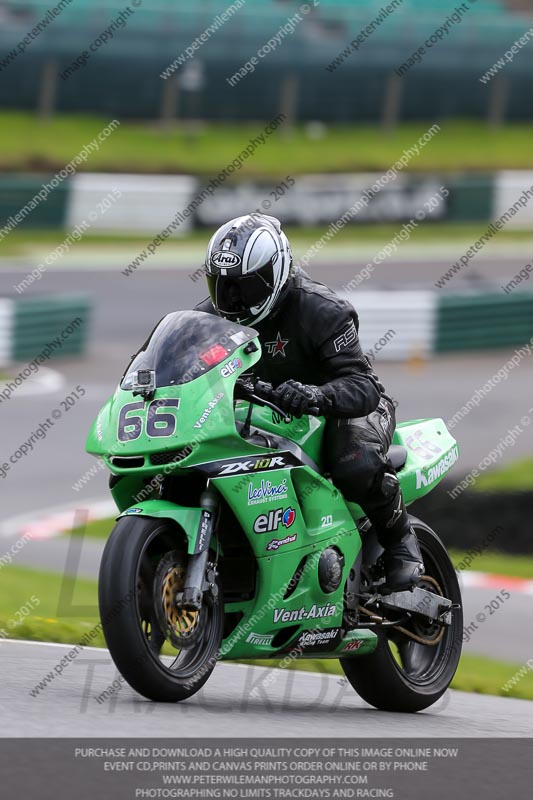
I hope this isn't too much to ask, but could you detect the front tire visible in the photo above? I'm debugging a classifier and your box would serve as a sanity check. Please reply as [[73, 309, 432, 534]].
[[341, 517, 462, 712], [98, 516, 223, 702]]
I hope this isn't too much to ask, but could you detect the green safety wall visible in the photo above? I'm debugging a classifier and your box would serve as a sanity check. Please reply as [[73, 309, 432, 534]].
[[11, 295, 92, 361], [0, 175, 70, 230], [435, 292, 533, 352]]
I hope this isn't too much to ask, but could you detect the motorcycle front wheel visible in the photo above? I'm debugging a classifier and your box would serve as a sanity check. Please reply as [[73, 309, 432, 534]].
[[99, 516, 223, 702]]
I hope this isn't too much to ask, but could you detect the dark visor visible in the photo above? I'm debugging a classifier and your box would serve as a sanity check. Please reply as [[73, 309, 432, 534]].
[[207, 259, 275, 315]]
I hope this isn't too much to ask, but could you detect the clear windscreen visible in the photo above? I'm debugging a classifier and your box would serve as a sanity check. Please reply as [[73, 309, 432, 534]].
[[121, 310, 256, 389]]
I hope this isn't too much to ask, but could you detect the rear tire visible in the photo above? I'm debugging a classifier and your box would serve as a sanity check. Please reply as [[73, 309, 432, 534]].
[[341, 517, 462, 712], [99, 515, 223, 702]]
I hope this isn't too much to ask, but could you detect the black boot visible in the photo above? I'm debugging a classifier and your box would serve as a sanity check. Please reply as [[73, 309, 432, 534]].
[[383, 528, 424, 592]]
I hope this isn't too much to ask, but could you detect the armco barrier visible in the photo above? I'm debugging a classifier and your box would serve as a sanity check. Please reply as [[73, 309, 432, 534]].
[[0, 171, 510, 235], [436, 292, 533, 352], [0, 299, 13, 368], [345, 289, 533, 361], [0, 295, 91, 368], [10, 169, 533, 238], [0, 174, 70, 236], [66, 174, 197, 234], [343, 290, 436, 361]]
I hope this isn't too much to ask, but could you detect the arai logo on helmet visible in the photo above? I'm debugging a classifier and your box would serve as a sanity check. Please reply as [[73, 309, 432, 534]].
[[220, 358, 242, 378], [211, 251, 242, 269]]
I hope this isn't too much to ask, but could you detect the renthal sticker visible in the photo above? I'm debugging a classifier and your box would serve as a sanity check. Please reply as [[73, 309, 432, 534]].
[[416, 445, 459, 489], [246, 632, 274, 646], [211, 250, 242, 268], [333, 320, 357, 353], [218, 455, 288, 476], [406, 428, 443, 461], [253, 506, 295, 534], [193, 392, 224, 429], [342, 639, 364, 652], [266, 534, 297, 551], [296, 628, 341, 649], [248, 477, 288, 505], [220, 358, 242, 378], [273, 603, 337, 624]]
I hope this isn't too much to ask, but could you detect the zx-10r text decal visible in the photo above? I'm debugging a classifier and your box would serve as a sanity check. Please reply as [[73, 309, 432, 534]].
[[196, 451, 301, 478]]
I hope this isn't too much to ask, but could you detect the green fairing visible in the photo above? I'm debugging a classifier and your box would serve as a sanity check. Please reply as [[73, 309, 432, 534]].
[[87, 311, 459, 662]]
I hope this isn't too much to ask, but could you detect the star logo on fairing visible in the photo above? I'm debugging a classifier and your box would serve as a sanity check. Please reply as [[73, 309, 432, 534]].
[[265, 332, 289, 358]]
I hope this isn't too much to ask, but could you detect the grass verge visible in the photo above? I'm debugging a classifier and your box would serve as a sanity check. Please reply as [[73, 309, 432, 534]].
[[4, 114, 533, 174], [1, 564, 532, 701], [473, 458, 533, 493], [71, 517, 116, 540], [0, 564, 104, 647], [449, 549, 533, 579], [0, 566, 105, 647]]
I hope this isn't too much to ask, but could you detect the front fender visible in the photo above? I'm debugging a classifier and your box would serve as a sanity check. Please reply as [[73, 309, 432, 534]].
[[117, 500, 202, 554]]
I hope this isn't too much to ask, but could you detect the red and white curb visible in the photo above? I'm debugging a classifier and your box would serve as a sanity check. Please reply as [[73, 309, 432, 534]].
[[460, 570, 533, 596], [0, 498, 116, 542]]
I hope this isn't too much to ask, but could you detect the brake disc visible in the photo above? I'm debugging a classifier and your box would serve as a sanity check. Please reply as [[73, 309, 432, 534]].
[[154, 552, 202, 648]]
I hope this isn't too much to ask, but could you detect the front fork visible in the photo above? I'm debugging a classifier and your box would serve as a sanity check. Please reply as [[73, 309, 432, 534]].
[[181, 484, 219, 610]]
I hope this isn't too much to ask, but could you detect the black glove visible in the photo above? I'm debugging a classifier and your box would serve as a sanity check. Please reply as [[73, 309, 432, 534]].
[[234, 376, 255, 401], [272, 379, 324, 418]]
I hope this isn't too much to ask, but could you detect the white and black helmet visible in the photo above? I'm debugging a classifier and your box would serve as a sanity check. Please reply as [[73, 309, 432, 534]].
[[205, 213, 292, 326]]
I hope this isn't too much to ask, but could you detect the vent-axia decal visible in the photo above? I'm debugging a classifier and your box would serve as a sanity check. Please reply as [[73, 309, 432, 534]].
[[193, 393, 224, 429], [273, 603, 338, 624]]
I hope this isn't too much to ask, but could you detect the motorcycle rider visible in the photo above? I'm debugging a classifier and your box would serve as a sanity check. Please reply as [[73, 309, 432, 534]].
[[195, 213, 424, 591]]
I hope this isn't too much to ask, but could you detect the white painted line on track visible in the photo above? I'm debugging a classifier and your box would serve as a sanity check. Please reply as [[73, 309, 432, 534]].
[[0, 638, 110, 653], [0, 366, 64, 398]]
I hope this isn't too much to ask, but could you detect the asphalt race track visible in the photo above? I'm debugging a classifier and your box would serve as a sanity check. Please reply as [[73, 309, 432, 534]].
[[2, 640, 532, 737]]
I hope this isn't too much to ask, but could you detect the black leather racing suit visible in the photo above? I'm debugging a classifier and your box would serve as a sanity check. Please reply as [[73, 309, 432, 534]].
[[195, 266, 410, 547]]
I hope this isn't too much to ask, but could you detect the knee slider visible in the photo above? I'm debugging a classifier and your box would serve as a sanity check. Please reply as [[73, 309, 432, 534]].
[[381, 469, 399, 498]]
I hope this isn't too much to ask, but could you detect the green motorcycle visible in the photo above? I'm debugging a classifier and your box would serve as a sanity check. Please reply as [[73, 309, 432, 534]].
[[88, 310, 462, 712]]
